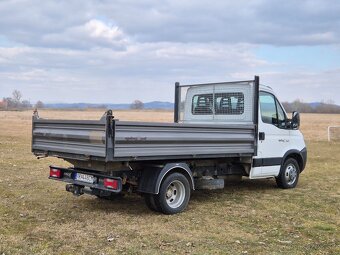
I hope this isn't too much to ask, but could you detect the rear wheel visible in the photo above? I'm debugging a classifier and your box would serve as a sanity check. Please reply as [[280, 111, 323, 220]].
[[276, 158, 300, 189], [144, 193, 161, 212], [155, 173, 190, 215]]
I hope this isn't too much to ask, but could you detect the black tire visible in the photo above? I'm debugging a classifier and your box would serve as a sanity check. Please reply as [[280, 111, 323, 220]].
[[144, 193, 161, 212], [276, 158, 300, 189], [155, 173, 191, 215]]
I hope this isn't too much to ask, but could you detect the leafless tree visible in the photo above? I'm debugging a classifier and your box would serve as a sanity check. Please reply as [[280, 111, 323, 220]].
[[12, 90, 22, 103], [21, 100, 32, 108], [35, 100, 44, 109], [130, 100, 144, 110]]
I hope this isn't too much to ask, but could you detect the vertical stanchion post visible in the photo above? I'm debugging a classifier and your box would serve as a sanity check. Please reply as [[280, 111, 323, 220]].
[[174, 82, 180, 123], [253, 76, 260, 156]]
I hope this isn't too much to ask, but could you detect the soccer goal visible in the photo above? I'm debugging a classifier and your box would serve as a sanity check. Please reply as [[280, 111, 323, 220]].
[[327, 126, 340, 142]]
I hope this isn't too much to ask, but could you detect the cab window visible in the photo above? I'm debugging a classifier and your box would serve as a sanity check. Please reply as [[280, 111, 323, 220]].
[[260, 92, 277, 125], [276, 99, 287, 128], [192, 94, 213, 115], [214, 93, 244, 115], [191, 92, 244, 115], [260, 91, 287, 128]]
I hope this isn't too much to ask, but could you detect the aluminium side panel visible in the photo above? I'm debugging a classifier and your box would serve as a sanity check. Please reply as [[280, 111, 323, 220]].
[[113, 121, 255, 159]]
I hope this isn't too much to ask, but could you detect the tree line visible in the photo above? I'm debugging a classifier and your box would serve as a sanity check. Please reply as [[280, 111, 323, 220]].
[[0, 90, 44, 110], [0, 90, 144, 110], [282, 99, 340, 114], [1, 89, 340, 113]]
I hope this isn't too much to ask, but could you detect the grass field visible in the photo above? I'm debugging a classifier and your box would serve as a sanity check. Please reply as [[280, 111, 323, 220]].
[[0, 110, 339, 255]]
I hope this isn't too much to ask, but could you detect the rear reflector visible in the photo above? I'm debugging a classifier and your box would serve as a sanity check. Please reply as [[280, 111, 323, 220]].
[[50, 168, 62, 178], [103, 178, 118, 190]]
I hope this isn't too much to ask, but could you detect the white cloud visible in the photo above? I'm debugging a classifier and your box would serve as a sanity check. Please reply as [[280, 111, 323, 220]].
[[0, 42, 268, 103], [1, 0, 340, 47], [39, 19, 129, 50], [0, 0, 339, 105], [85, 20, 123, 40]]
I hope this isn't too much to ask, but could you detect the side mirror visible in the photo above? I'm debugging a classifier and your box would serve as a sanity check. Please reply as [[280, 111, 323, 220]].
[[291, 111, 300, 129]]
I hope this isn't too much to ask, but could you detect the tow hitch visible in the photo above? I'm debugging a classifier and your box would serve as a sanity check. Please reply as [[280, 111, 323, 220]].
[[66, 184, 84, 196], [65, 184, 116, 197]]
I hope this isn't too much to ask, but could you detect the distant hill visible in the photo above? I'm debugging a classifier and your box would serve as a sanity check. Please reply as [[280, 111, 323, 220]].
[[43, 100, 340, 113], [44, 101, 175, 110], [144, 101, 174, 109]]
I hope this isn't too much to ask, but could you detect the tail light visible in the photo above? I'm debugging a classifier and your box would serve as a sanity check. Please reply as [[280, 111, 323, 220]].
[[50, 168, 62, 178], [104, 178, 118, 190]]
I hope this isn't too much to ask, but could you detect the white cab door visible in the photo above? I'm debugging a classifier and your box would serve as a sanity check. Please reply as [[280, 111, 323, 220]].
[[251, 91, 291, 178]]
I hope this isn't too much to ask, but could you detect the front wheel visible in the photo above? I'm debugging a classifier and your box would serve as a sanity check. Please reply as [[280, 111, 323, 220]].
[[155, 173, 191, 215], [276, 158, 300, 189]]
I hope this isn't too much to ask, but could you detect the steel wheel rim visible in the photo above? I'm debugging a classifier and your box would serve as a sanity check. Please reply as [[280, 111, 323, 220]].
[[285, 164, 297, 185], [165, 180, 185, 209]]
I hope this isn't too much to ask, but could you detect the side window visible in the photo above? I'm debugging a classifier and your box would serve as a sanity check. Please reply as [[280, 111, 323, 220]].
[[259, 92, 278, 125], [260, 91, 287, 128], [276, 99, 287, 128]]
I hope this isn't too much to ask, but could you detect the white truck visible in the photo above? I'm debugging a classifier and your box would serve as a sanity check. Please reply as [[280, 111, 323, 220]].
[[32, 76, 307, 214]]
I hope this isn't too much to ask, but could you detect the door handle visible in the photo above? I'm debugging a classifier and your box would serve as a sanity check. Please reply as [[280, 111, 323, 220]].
[[259, 132, 265, 141]]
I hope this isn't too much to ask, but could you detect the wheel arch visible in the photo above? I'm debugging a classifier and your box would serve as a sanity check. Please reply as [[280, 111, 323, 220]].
[[138, 163, 194, 195], [282, 149, 306, 172]]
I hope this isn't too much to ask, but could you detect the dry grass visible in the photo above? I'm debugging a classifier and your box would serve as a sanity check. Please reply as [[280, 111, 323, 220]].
[[299, 114, 340, 141], [0, 110, 339, 255]]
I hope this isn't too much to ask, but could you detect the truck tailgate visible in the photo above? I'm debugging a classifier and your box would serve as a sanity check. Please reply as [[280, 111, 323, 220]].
[[32, 118, 107, 160]]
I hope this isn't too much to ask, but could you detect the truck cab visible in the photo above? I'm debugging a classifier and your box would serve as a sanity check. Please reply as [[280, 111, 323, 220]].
[[252, 85, 307, 182], [178, 79, 307, 186]]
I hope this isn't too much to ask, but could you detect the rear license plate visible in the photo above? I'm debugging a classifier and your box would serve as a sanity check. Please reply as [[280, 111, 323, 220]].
[[75, 173, 94, 184]]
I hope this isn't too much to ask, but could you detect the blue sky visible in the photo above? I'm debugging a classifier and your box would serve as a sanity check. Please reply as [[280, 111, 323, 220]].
[[255, 46, 340, 71], [0, 0, 339, 104]]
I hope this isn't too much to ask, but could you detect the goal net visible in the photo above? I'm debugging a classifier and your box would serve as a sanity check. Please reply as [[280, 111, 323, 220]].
[[328, 126, 340, 141]]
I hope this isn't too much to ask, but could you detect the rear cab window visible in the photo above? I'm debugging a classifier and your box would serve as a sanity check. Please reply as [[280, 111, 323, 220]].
[[182, 82, 255, 123], [192, 93, 245, 115]]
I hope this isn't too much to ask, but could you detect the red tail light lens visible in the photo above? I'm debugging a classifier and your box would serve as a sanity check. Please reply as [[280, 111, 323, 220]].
[[104, 178, 118, 190], [50, 168, 62, 178]]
